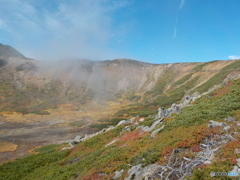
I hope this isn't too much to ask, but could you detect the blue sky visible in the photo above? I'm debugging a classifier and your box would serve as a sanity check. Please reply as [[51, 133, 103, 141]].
[[0, 0, 240, 63]]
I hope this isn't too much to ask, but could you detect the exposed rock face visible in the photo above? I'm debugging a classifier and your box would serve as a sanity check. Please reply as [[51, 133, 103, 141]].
[[67, 126, 115, 148], [117, 117, 135, 126], [139, 118, 164, 132], [156, 95, 194, 118], [125, 164, 159, 180]]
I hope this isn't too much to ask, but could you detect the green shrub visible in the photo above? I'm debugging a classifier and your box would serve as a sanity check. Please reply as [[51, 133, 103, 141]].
[[69, 121, 84, 127], [172, 73, 193, 87]]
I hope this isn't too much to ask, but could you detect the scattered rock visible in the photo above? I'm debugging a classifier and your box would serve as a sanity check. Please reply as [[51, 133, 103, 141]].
[[105, 138, 119, 147], [139, 118, 145, 122], [224, 116, 236, 122], [237, 158, 240, 167], [112, 169, 124, 179], [117, 120, 127, 126], [151, 125, 165, 138], [117, 117, 135, 126], [125, 164, 159, 180], [229, 165, 240, 174], [235, 148, 240, 154], [203, 160, 212, 165], [74, 136, 82, 143], [140, 118, 164, 132], [208, 120, 227, 128], [223, 126, 231, 132], [191, 92, 201, 102]]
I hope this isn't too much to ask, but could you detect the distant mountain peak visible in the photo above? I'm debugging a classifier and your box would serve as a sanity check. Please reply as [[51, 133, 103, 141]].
[[0, 43, 25, 59]]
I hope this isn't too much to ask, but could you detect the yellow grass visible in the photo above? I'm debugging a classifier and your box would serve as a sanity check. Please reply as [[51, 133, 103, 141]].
[[0, 142, 18, 153]]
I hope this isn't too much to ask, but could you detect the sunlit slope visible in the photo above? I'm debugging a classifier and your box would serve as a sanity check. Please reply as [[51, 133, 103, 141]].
[[1, 54, 239, 119], [1, 78, 239, 179]]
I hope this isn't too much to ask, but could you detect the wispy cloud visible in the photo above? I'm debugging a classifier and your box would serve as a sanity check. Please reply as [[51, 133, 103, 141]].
[[0, 0, 130, 60], [173, 0, 186, 39], [228, 55, 240, 60], [173, 18, 178, 39], [179, 0, 186, 9]]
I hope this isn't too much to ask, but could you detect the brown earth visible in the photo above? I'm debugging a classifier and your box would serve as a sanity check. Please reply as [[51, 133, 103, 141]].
[[0, 142, 18, 153], [0, 100, 127, 164]]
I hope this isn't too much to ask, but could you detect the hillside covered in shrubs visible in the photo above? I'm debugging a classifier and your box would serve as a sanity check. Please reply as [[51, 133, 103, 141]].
[[1, 78, 240, 179]]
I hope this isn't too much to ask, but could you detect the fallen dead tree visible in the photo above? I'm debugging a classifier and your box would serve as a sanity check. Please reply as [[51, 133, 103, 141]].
[[147, 133, 235, 180]]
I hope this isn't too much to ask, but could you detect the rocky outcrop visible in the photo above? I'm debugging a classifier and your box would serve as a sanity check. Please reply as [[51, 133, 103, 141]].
[[150, 125, 165, 138], [156, 92, 203, 119], [113, 169, 124, 179], [208, 120, 227, 128], [139, 118, 164, 132], [66, 126, 115, 149], [117, 117, 135, 126], [125, 164, 159, 180]]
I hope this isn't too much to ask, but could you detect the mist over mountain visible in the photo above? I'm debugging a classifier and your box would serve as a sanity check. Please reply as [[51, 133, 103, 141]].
[[1, 45, 240, 179]]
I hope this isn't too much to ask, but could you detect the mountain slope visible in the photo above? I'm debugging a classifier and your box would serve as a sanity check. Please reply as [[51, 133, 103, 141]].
[[1, 78, 239, 179], [1, 44, 240, 169], [0, 43, 25, 58]]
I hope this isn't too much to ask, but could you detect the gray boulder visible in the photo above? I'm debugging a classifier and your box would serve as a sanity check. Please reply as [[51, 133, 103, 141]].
[[117, 120, 127, 126], [74, 136, 82, 142], [125, 164, 159, 180], [208, 120, 227, 128], [223, 126, 231, 132], [170, 103, 182, 114], [224, 116, 236, 122], [140, 118, 164, 132], [113, 169, 124, 179]]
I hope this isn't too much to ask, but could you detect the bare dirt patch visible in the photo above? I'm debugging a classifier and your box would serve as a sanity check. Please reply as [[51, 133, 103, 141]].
[[0, 142, 18, 153]]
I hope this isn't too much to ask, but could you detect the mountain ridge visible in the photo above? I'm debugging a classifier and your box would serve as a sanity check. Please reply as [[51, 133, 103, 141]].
[[0, 43, 26, 59], [0, 44, 240, 175]]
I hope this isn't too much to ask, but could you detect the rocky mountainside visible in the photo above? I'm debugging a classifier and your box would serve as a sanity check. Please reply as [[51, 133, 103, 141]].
[[1, 44, 240, 122], [0, 45, 240, 179], [1, 76, 240, 180]]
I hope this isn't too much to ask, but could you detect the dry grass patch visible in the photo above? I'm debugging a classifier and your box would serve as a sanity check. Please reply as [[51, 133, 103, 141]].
[[0, 142, 18, 153]]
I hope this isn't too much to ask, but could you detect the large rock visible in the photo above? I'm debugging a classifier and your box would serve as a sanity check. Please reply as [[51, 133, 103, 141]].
[[140, 118, 164, 132], [224, 116, 236, 122], [113, 169, 124, 179], [156, 94, 196, 118], [191, 92, 201, 102], [125, 164, 159, 180], [208, 120, 227, 128], [117, 117, 135, 126], [223, 126, 231, 132], [74, 136, 82, 142]]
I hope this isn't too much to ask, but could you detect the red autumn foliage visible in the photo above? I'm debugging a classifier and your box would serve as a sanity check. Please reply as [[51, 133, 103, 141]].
[[190, 144, 202, 152], [119, 129, 148, 142]]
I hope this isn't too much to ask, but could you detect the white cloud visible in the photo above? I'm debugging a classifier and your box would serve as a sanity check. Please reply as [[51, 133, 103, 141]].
[[0, 0, 130, 60], [173, 0, 186, 39], [228, 55, 240, 60], [179, 0, 186, 9]]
